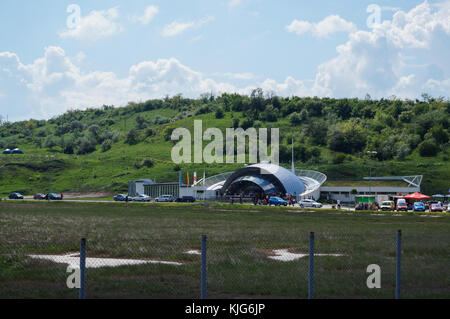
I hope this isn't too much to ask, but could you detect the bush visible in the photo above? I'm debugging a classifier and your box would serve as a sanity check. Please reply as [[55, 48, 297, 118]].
[[134, 158, 154, 169], [44, 135, 58, 149], [153, 115, 169, 125], [144, 128, 154, 138], [215, 107, 224, 119], [418, 140, 439, 157], [101, 139, 112, 152], [76, 136, 96, 155], [125, 128, 139, 145], [333, 153, 346, 164]]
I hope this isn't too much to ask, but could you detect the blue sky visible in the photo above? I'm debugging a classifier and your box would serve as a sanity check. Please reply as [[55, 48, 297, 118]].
[[0, 0, 449, 121]]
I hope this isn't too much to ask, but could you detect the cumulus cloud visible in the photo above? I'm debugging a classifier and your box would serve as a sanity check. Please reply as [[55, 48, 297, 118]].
[[228, 0, 244, 8], [311, 1, 450, 99], [130, 5, 159, 25], [0, 47, 238, 120], [162, 16, 214, 37], [59, 7, 122, 41], [286, 15, 356, 37], [1, 1, 449, 121]]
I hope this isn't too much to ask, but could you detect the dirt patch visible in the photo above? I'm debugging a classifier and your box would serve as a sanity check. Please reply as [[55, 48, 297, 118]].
[[419, 215, 442, 218]]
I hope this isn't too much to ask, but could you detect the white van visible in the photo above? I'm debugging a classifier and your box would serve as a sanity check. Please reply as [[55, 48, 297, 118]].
[[396, 198, 408, 211]]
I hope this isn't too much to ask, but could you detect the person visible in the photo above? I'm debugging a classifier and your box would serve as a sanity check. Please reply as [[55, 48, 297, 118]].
[[337, 199, 341, 209], [60, 193, 63, 200], [126, 195, 129, 204]]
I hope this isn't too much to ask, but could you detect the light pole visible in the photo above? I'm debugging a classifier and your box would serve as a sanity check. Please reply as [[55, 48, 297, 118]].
[[46, 155, 54, 201], [366, 151, 377, 201]]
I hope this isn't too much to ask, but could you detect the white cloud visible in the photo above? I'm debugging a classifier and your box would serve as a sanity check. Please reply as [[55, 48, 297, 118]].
[[228, 0, 244, 8], [311, 1, 450, 99], [131, 5, 159, 25], [59, 7, 122, 41], [0, 47, 239, 120], [1, 2, 449, 121], [286, 15, 356, 37], [221, 72, 256, 80], [162, 16, 214, 37]]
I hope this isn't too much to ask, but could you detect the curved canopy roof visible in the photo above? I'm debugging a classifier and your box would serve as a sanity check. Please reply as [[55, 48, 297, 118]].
[[221, 163, 306, 195]]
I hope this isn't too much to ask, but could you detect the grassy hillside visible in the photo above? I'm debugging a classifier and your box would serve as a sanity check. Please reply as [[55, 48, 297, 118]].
[[0, 93, 449, 196]]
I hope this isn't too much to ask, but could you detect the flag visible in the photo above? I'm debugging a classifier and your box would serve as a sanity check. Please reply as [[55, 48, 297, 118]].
[[187, 172, 189, 186], [203, 171, 206, 187], [179, 170, 182, 186], [193, 172, 197, 184]]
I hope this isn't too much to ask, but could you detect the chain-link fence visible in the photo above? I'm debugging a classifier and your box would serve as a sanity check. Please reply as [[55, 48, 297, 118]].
[[0, 231, 448, 299]]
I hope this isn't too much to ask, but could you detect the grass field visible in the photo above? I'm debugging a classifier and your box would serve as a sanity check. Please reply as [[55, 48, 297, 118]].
[[0, 201, 449, 299]]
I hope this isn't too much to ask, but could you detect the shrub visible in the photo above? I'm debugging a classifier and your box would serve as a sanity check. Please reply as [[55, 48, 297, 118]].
[[101, 139, 112, 152], [418, 140, 439, 157], [44, 135, 58, 149], [125, 128, 139, 145], [144, 128, 154, 138], [215, 107, 224, 119], [333, 153, 346, 164]]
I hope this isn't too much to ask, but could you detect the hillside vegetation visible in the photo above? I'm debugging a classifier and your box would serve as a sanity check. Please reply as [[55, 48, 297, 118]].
[[0, 91, 449, 195]]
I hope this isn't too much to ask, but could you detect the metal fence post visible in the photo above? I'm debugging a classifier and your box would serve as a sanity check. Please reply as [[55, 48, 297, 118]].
[[309, 232, 314, 299], [201, 235, 207, 299], [396, 230, 401, 299], [80, 238, 86, 299]]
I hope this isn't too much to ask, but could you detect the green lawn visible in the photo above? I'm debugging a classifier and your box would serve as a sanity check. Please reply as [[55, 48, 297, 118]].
[[0, 201, 448, 299]]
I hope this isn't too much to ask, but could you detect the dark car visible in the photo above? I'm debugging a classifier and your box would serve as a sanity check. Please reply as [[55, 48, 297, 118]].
[[114, 194, 128, 201], [9, 192, 24, 199], [33, 193, 46, 200], [176, 196, 196, 203], [11, 148, 24, 154], [45, 193, 62, 200], [2, 149, 11, 154]]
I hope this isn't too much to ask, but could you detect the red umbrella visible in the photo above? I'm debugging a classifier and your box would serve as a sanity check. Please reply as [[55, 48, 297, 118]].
[[403, 192, 430, 200]]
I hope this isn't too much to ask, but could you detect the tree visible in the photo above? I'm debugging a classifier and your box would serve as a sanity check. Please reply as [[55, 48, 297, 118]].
[[430, 125, 449, 144], [136, 115, 149, 129], [44, 135, 58, 149], [125, 128, 139, 145]]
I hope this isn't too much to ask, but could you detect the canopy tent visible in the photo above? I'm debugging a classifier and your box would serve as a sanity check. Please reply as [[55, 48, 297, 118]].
[[403, 192, 430, 200]]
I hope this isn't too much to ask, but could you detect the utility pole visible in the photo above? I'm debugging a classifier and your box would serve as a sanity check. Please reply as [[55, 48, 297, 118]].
[[366, 151, 378, 200]]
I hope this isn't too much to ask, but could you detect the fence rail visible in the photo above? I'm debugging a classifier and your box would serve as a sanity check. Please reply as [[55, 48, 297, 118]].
[[0, 231, 448, 299]]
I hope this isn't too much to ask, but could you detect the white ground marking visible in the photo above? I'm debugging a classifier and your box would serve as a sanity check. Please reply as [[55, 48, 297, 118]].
[[268, 249, 344, 262], [184, 250, 201, 255], [28, 253, 183, 268]]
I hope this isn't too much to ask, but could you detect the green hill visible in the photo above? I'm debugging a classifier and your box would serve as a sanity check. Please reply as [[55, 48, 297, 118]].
[[0, 92, 449, 196]]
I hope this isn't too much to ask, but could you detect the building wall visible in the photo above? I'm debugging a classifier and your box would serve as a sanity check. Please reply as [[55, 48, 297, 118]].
[[145, 184, 180, 198], [320, 186, 420, 203]]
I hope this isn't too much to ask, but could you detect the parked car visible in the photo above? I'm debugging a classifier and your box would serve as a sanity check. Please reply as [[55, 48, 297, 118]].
[[11, 148, 24, 154], [380, 201, 395, 211], [45, 193, 62, 200], [413, 202, 425, 212], [9, 192, 24, 199], [176, 196, 196, 203], [2, 149, 11, 154], [396, 199, 408, 212], [155, 195, 175, 202], [114, 194, 128, 201], [33, 193, 46, 200], [268, 196, 288, 206], [430, 203, 443, 212], [298, 199, 323, 208], [132, 194, 151, 202]]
